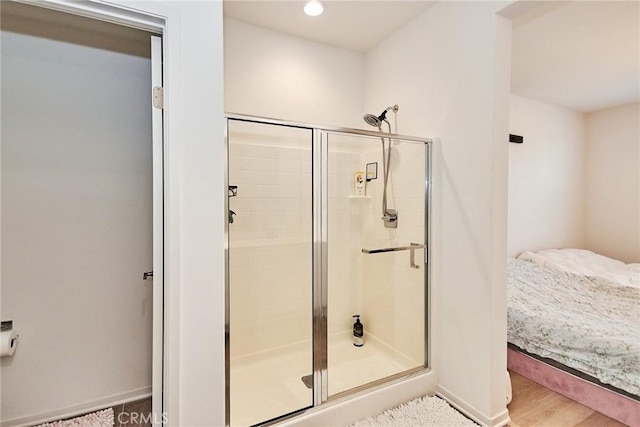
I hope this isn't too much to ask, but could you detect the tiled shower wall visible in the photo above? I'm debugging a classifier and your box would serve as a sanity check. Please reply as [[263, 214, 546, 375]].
[[361, 141, 426, 364], [327, 139, 366, 336], [327, 136, 426, 365], [229, 125, 426, 366], [228, 124, 313, 358]]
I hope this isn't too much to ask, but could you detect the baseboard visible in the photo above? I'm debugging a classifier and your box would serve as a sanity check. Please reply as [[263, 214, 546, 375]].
[[437, 385, 510, 427], [1, 387, 152, 427]]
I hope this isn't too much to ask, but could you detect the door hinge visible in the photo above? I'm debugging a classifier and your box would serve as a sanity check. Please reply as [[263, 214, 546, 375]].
[[152, 86, 164, 109]]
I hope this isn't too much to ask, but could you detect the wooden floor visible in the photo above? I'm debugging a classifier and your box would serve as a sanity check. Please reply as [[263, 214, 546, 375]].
[[507, 371, 627, 427]]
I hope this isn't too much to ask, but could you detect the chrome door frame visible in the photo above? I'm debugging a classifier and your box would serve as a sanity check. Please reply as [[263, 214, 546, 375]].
[[312, 128, 329, 404]]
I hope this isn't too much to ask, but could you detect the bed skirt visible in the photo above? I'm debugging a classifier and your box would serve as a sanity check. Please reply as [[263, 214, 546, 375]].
[[507, 345, 640, 427]]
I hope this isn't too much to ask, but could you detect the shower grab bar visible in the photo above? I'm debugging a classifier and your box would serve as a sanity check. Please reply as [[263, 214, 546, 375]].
[[362, 243, 426, 269]]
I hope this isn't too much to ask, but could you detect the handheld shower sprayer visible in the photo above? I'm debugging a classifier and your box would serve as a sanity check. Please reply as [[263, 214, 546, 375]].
[[363, 105, 399, 132], [363, 113, 383, 129], [362, 104, 399, 228]]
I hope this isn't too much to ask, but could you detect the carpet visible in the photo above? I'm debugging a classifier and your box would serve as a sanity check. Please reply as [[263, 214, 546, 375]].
[[351, 395, 478, 427], [35, 408, 114, 427]]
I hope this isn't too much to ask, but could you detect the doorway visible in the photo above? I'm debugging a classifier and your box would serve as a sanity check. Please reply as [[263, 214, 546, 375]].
[[0, 2, 163, 425]]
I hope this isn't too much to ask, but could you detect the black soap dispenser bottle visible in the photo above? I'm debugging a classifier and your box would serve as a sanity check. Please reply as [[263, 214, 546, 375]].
[[353, 315, 364, 347]]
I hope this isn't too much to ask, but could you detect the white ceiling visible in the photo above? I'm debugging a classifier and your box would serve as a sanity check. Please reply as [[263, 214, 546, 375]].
[[224, 0, 640, 113], [223, 1, 437, 53], [511, 1, 639, 113]]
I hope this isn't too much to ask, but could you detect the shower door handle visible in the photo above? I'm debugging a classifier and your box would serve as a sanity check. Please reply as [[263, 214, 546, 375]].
[[409, 244, 422, 269], [361, 243, 426, 269], [361, 243, 426, 254]]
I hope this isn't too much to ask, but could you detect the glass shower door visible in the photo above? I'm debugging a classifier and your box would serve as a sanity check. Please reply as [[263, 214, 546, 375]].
[[227, 119, 314, 426], [324, 131, 428, 398]]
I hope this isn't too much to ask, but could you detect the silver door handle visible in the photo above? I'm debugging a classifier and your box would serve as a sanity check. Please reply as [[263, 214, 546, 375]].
[[362, 243, 426, 269], [143, 271, 153, 280]]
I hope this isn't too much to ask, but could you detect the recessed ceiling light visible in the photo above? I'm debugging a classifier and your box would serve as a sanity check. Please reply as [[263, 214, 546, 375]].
[[304, 0, 326, 17]]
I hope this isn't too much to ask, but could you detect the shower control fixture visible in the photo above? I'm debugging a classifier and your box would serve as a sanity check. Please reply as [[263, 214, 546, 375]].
[[363, 104, 399, 228], [382, 209, 398, 226]]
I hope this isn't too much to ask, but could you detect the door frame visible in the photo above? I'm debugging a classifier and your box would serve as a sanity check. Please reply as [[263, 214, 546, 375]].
[[150, 34, 164, 427]]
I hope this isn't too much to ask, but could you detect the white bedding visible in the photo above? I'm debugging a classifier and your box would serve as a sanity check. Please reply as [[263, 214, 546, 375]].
[[507, 257, 640, 396], [518, 248, 640, 288]]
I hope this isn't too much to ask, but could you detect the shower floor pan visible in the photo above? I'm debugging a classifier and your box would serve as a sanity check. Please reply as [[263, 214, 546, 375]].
[[230, 331, 419, 426]]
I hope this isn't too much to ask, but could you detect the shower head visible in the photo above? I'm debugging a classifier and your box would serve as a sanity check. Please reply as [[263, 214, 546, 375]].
[[363, 113, 382, 128], [363, 105, 399, 128]]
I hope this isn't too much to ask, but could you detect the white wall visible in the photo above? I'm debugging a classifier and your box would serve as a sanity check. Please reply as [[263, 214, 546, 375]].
[[161, 4, 226, 425], [508, 97, 639, 264], [585, 103, 640, 263], [224, 18, 365, 129], [365, 2, 511, 425], [508, 95, 586, 257], [1, 8, 153, 424]]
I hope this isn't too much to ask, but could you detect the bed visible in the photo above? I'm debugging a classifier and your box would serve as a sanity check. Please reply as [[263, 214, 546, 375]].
[[507, 248, 640, 426]]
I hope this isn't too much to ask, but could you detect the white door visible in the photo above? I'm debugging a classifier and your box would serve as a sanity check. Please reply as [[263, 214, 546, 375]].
[[150, 35, 165, 426]]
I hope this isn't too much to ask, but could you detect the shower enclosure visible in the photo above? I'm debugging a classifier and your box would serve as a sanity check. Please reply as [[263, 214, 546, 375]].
[[225, 114, 431, 426]]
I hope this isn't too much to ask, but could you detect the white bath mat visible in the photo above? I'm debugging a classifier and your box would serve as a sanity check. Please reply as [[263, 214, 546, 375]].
[[35, 408, 114, 427], [350, 395, 478, 427]]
